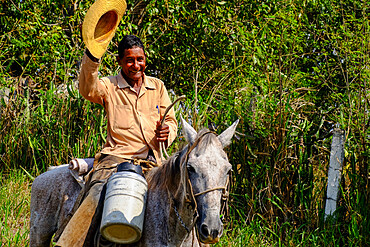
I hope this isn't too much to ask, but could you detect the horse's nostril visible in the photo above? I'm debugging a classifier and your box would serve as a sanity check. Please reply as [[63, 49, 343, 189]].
[[200, 224, 209, 237], [200, 224, 220, 240], [211, 229, 219, 239]]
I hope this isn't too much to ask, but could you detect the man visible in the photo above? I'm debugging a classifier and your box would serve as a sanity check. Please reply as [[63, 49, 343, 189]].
[[56, 35, 178, 246]]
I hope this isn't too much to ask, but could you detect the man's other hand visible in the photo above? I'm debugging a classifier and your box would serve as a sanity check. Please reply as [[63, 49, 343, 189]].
[[155, 121, 170, 142]]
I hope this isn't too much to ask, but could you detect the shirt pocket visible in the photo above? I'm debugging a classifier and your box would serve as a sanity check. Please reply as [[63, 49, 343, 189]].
[[113, 105, 133, 130], [149, 106, 161, 123]]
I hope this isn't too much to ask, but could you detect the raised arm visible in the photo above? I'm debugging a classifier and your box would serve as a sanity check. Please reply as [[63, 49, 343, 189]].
[[79, 50, 108, 105]]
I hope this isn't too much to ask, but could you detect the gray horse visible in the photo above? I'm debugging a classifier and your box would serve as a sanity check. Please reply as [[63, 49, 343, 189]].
[[30, 118, 238, 246]]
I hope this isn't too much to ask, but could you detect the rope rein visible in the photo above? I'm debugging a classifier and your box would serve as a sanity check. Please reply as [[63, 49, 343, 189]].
[[159, 95, 186, 161], [133, 159, 159, 174]]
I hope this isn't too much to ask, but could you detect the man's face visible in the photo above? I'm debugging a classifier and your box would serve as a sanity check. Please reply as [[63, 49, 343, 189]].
[[118, 47, 146, 84]]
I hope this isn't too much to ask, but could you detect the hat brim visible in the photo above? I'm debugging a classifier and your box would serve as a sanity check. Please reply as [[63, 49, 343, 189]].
[[82, 0, 127, 59]]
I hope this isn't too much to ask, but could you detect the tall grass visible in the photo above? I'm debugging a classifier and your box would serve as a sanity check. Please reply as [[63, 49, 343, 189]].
[[0, 170, 31, 247], [0, 80, 105, 172]]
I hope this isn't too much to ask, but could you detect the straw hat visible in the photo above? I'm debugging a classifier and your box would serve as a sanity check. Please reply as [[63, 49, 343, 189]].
[[82, 0, 127, 59]]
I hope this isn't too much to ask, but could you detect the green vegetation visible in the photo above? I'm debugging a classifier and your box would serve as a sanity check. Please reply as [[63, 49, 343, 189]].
[[0, 170, 31, 246], [1, 0, 369, 246]]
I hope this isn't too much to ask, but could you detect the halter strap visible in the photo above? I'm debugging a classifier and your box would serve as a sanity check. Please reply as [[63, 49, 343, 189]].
[[193, 184, 228, 197], [184, 131, 229, 199], [184, 131, 216, 160]]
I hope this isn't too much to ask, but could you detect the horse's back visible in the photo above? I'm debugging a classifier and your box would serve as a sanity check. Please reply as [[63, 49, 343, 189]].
[[30, 165, 81, 247]]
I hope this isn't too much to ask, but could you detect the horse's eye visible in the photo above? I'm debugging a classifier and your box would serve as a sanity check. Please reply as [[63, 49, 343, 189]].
[[187, 164, 196, 173]]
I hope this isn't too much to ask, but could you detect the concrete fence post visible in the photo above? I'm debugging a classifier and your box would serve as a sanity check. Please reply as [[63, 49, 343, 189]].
[[324, 128, 345, 220]]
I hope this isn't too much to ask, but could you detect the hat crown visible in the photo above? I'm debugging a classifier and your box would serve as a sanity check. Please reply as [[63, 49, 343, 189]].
[[95, 11, 119, 42]]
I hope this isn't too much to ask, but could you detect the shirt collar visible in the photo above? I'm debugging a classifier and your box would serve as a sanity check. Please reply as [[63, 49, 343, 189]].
[[117, 72, 156, 90]]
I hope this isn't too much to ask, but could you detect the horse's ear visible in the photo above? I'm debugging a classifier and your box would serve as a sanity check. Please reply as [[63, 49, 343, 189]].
[[181, 116, 197, 145], [218, 119, 239, 148]]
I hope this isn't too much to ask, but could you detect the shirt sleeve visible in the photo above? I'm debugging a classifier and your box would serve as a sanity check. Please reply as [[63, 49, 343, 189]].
[[79, 52, 108, 105]]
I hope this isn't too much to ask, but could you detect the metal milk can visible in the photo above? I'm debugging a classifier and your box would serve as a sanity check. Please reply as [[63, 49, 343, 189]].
[[100, 162, 148, 244]]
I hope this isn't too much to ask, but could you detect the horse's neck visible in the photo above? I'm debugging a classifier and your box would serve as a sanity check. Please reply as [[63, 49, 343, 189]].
[[168, 196, 197, 246], [143, 185, 194, 247], [167, 152, 197, 246], [145, 151, 196, 246], [142, 187, 170, 246]]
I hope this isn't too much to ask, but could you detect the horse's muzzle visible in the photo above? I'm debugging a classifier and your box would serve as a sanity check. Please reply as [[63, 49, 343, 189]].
[[197, 222, 223, 244]]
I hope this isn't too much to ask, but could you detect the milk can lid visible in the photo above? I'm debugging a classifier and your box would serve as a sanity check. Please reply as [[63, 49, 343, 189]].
[[117, 161, 143, 176]]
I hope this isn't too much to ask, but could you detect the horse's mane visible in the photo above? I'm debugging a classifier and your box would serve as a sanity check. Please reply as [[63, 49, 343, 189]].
[[146, 128, 218, 204], [146, 149, 184, 191]]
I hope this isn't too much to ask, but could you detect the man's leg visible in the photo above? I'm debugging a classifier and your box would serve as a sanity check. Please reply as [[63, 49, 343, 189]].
[[55, 180, 105, 247], [55, 154, 127, 247]]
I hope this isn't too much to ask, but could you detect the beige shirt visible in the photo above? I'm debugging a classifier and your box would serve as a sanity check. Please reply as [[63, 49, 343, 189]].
[[79, 53, 177, 164]]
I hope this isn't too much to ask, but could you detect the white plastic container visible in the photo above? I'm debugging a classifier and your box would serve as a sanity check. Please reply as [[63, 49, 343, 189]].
[[100, 171, 148, 244]]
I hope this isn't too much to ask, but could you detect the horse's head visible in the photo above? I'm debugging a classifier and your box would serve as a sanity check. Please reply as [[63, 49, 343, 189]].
[[181, 117, 239, 244]]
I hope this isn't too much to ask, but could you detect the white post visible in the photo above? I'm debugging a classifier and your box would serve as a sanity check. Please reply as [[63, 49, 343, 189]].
[[324, 128, 345, 220]]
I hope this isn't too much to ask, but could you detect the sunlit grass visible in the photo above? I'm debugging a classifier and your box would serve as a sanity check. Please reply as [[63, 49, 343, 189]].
[[0, 169, 31, 247]]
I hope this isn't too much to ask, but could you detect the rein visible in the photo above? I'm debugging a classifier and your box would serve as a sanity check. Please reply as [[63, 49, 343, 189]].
[[172, 131, 230, 235], [159, 95, 186, 161]]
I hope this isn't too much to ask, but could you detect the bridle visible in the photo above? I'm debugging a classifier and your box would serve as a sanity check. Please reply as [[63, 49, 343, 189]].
[[172, 131, 231, 235]]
